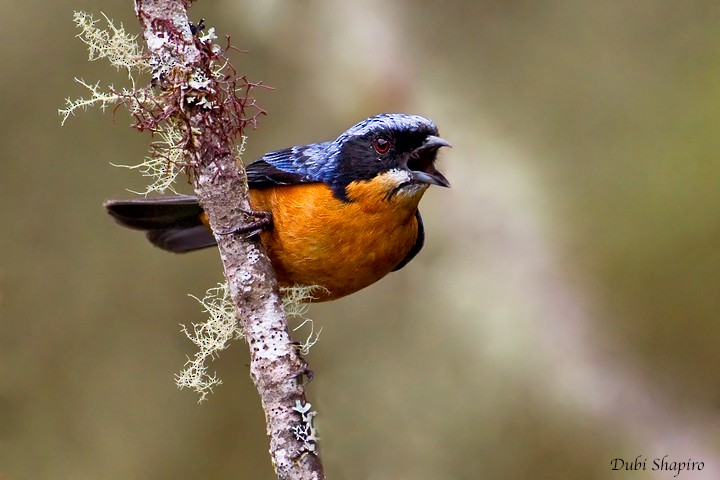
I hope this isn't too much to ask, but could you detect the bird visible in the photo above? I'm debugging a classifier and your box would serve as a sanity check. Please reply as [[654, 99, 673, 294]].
[[104, 113, 451, 301]]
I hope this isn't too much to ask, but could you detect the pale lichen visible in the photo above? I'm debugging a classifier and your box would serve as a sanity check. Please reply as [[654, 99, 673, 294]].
[[59, 12, 149, 126], [74, 11, 147, 73], [291, 399, 319, 454], [177, 282, 323, 402], [58, 11, 179, 193], [282, 286, 326, 355], [176, 282, 240, 403], [110, 121, 185, 194], [60, 11, 262, 195]]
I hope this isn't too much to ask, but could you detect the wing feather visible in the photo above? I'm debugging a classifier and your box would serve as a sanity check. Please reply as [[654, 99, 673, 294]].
[[392, 210, 425, 271], [245, 141, 337, 188]]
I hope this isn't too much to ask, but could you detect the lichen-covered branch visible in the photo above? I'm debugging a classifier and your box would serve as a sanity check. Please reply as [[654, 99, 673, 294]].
[[133, 1, 324, 478]]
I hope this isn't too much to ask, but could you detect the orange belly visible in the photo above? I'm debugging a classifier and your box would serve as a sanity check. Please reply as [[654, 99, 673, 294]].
[[248, 181, 422, 301]]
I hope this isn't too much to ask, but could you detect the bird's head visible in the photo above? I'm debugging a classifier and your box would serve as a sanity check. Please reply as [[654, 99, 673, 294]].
[[329, 114, 451, 202]]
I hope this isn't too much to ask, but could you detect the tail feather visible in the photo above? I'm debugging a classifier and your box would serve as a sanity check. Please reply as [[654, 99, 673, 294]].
[[146, 226, 217, 253], [104, 195, 217, 253]]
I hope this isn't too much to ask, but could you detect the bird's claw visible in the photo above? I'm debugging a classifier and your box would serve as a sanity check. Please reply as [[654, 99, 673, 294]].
[[290, 361, 314, 385], [216, 209, 272, 238]]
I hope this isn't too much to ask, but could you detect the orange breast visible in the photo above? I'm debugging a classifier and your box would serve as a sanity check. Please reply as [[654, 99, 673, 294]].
[[248, 179, 424, 301]]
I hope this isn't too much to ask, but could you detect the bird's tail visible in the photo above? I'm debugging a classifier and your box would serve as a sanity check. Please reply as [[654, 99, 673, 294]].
[[104, 195, 217, 253]]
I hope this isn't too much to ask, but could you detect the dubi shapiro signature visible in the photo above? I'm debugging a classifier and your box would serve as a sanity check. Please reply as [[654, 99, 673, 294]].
[[611, 455, 704, 477]]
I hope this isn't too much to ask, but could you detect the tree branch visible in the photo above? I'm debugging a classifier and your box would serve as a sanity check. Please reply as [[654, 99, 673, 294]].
[[133, 1, 324, 478]]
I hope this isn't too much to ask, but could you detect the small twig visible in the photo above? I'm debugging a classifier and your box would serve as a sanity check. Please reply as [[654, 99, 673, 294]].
[[133, 1, 325, 478]]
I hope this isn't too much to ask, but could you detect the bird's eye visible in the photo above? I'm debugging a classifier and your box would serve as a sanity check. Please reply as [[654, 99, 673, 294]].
[[374, 138, 391, 154]]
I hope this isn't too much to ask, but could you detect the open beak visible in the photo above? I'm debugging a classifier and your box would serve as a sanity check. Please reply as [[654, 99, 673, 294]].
[[408, 135, 452, 188], [420, 135, 452, 150]]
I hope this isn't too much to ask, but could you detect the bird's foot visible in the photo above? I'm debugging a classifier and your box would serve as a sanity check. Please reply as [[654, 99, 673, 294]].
[[290, 360, 314, 386], [215, 209, 272, 238]]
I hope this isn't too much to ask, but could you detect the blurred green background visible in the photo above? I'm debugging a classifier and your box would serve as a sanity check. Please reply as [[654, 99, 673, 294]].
[[2, 0, 720, 478]]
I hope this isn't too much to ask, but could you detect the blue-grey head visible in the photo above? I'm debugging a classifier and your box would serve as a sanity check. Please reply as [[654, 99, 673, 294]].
[[328, 113, 451, 200]]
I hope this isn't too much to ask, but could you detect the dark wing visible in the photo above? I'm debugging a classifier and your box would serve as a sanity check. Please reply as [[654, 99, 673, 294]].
[[104, 196, 216, 253], [104, 195, 203, 229], [392, 210, 425, 271], [245, 160, 311, 187], [245, 141, 337, 188]]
